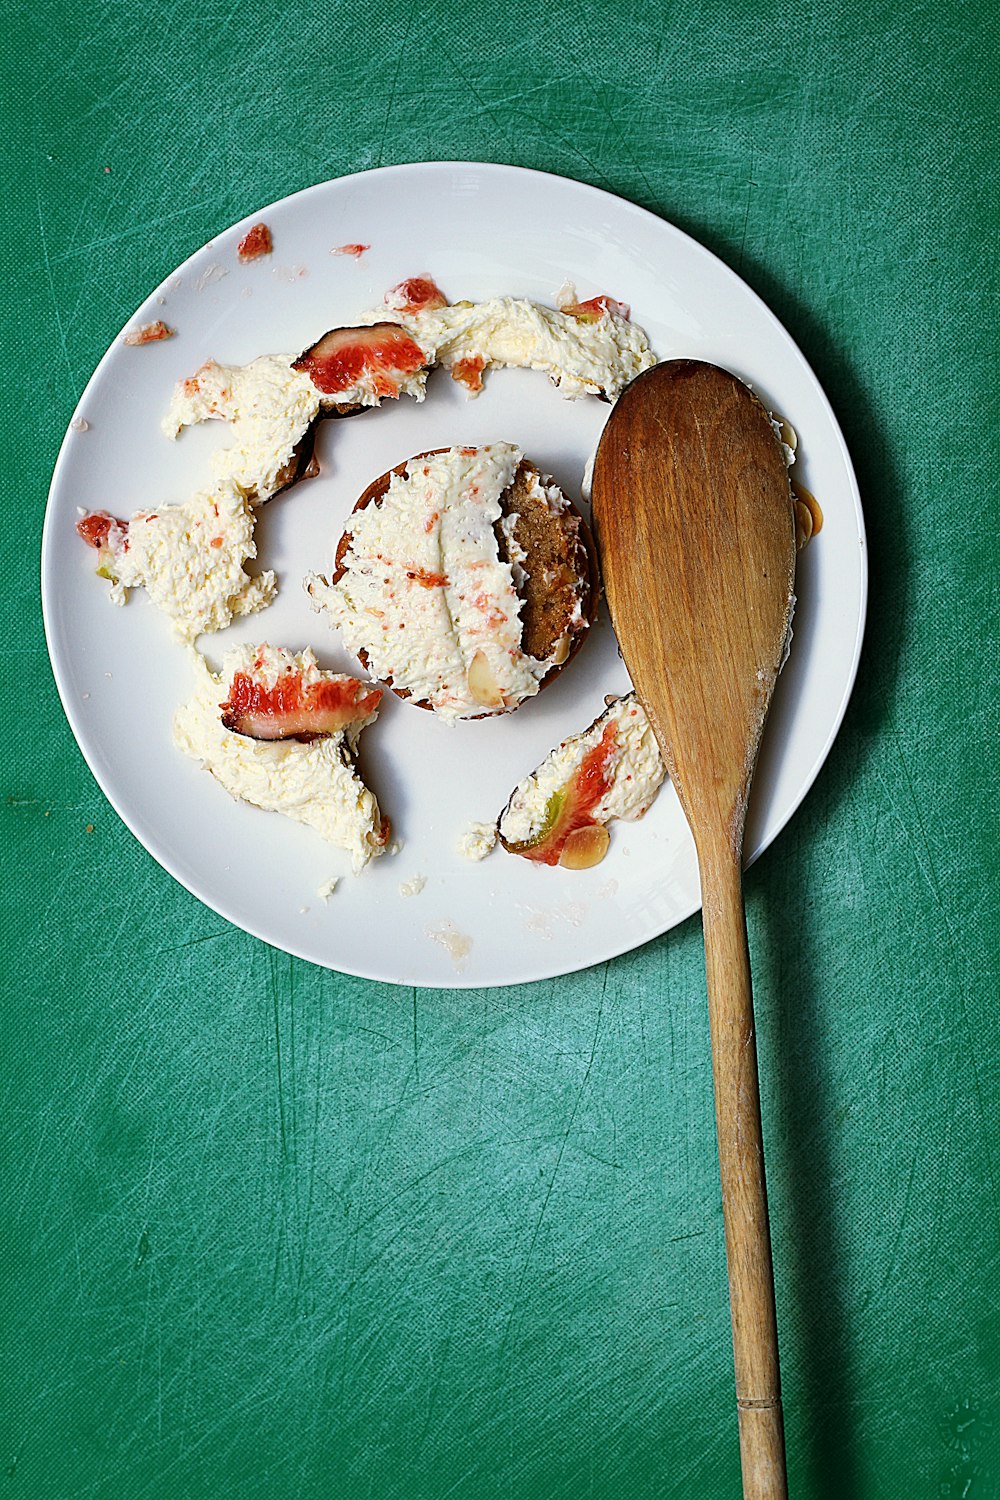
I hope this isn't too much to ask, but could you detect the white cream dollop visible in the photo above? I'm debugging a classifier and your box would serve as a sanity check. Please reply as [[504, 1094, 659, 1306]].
[[173, 644, 388, 873], [363, 292, 655, 401], [106, 479, 274, 643]]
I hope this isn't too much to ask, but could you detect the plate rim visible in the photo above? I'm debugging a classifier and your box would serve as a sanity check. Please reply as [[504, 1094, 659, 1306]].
[[41, 159, 868, 989]]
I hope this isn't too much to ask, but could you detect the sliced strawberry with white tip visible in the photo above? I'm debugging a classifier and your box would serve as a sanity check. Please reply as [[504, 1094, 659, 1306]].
[[220, 669, 382, 741], [292, 323, 429, 399]]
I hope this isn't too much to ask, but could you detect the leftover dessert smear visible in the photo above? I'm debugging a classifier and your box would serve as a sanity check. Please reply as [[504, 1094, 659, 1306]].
[[173, 645, 389, 872], [364, 275, 656, 400], [307, 443, 597, 722], [76, 479, 273, 643], [497, 693, 666, 869], [78, 275, 650, 642]]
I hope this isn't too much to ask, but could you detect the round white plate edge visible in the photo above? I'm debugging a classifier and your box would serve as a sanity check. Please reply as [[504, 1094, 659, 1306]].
[[40, 161, 868, 990]]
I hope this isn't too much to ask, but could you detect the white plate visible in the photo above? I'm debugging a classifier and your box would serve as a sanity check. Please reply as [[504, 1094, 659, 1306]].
[[42, 162, 866, 989]]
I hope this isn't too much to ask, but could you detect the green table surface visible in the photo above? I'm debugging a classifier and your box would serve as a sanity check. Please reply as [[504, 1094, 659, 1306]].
[[3, 0, 997, 1495]]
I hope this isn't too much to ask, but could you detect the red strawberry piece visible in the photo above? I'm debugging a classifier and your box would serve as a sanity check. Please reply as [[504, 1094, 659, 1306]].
[[292, 323, 428, 398], [385, 275, 449, 313], [220, 670, 382, 741], [451, 356, 485, 392], [561, 294, 631, 323], [77, 511, 127, 549], [237, 223, 272, 261]]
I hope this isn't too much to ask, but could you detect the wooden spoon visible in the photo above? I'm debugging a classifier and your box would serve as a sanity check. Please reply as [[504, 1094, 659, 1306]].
[[591, 359, 796, 1500]]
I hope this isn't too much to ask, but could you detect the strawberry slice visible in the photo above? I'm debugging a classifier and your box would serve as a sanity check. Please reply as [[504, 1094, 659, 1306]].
[[384, 275, 449, 313], [561, 294, 631, 323], [292, 323, 428, 398], [236, 223, 272, 261], [451, 355, 485, 392], [77, 511, 126, 550], [220, 669, 382, 741], [504, 721, 618, 864]]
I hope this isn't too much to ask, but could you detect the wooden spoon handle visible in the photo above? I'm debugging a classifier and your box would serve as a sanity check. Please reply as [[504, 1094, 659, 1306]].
[[699, 839, 787, 1500]]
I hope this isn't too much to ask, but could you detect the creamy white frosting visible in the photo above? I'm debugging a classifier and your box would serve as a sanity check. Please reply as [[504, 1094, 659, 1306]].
[[162, 351, 429, 501], [105, 480, 274, 643], [363, 293, 655, 400], [499, 693, 666, 845], [308, 444, 555, 722], [173, 644, 387, 872], [162, 355, 322, 501], [456, 820, 499, 861]]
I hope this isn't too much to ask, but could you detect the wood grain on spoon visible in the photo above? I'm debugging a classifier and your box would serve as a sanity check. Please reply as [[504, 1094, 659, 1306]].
[[591, 360, 796, 1500]]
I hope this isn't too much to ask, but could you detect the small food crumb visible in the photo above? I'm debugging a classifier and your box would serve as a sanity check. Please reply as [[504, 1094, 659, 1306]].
[[85, 824, 94, 833], [399, 875, 426, 898], [123, 320, 173, 346], [237, 223, 272, 262], [299, 906, 309, 914], [457, 821, 497, 861], [317, 876, 340, 901], [427, 922, 473, 969], [332, 243, 370, 258], [70, 416, 90, 433]]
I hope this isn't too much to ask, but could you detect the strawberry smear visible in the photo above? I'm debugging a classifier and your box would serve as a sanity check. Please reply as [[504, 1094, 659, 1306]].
[[405, 567, 449, 589], [293, 323, 428, 397], [385, 275, 449, 314], [451, 356, 485, 392], [220, 671, 382, 741], [562, 294, 631, 322], [237, 223, 272, 262], [77, 511, 127, 549], [520, 722, 618, 865], [123, 320, 174, 345], [332, 243, 370, 258]]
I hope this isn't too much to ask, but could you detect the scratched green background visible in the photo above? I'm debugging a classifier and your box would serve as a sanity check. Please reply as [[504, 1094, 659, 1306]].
[[2, 0, 997, 1495]]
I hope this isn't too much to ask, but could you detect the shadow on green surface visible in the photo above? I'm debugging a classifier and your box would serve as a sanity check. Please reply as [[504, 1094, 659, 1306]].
[[743, 251, 903, 1500]]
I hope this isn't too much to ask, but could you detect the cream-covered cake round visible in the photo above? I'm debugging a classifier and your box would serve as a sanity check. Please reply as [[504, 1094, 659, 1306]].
[[306, 443, 597, 723]]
